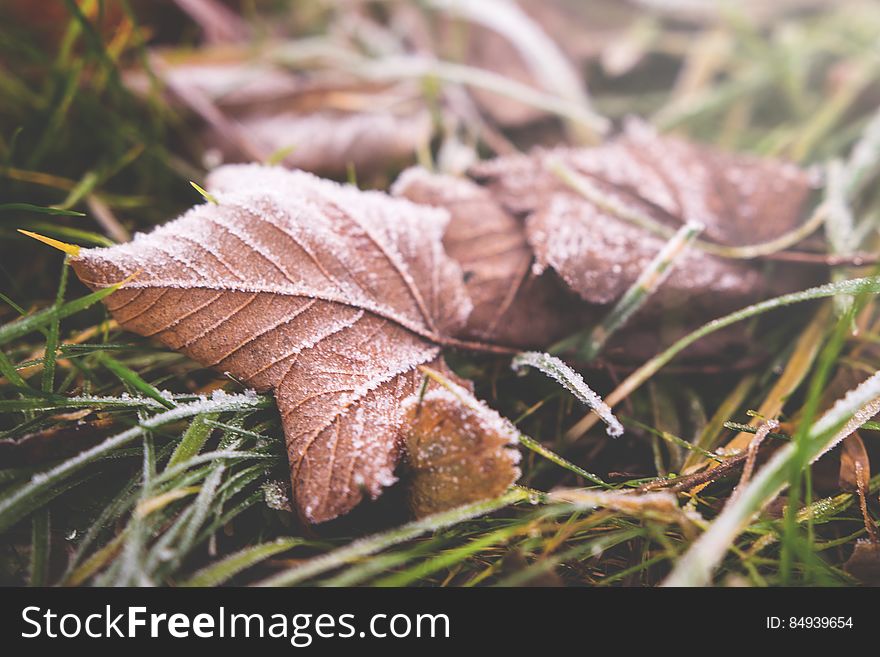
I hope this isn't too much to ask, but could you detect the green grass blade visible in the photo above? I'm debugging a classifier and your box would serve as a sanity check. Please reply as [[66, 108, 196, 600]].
[[568, 276, 880, 439], [0, 203, 85, 216], [257, 488, 529, 586], [0, 283, 124, 346], [179, 538, 305, 587], [95, 351, 176, 409], [29, 509, 51, 586], [517, 434, 610, 488], [0, 393, 269, 534], [664, 369, 880, 586], [167, 412, 218, 468], [553, 221, 703, 359], [373, 524, 521, 587], [41, 260, 70, 394], [0, 349, 31, 391]]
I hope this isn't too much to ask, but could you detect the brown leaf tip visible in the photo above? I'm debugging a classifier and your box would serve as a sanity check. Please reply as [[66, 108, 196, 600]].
[[402, 383, 521, 518]]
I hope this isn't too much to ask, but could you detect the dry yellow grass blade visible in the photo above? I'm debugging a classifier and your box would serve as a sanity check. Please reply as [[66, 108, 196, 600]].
[[17, 229, 81, 257], [682, 305, 831, 496], [0, 319, 118, 385], [722, 304, 831, 454], [135, 487, 201, 518], [682, 373, 756, 472]]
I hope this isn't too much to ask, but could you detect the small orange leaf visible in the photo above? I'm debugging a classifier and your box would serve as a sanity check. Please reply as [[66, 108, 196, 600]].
[[403, 375, 521, 518]]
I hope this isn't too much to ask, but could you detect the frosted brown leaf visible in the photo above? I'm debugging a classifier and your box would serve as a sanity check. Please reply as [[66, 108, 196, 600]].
[[70, 164, 473, 523], [469, 119, 820, 359], [127, 52, 433, 177], [839, 432, 870, 492], [403, 378, 521, 518], [844, 540, 880, 585], [392, 167, 591, 347], [472, 118, 817, 239]]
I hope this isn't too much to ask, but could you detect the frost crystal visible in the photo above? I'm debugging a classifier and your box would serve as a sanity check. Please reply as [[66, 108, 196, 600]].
[[512, 351, 624, 437], [262, 480, 293, 512]]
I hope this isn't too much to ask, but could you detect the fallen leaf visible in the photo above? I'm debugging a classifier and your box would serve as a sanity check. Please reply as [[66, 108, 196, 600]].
[[498, 549, 565, 586], [473, 118, 818, 247], [398, 0, 637, 128], [839, 432, 879, 543], [469, 119, 821, 359], [403, 375, 521, 518], [229, 104, 432, 177], [70, 164, 473, 523], [392, 167, 591, 347], [439, 0, 585, 130], [524, 193, 762, 308], [127, 51, 433, 177], [844, 539, 880, 585], [839, 432, 870, 492]]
